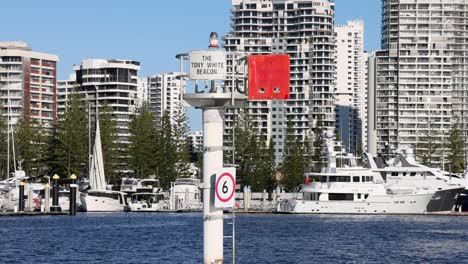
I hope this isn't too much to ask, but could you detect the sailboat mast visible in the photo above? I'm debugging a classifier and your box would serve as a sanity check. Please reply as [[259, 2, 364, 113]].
[[6, 72, 9, 179], [88, 97, 91, 176], [94, 85, 99, 122]]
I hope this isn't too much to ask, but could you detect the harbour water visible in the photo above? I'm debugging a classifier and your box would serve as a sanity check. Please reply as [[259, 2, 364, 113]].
[[0, 213, 466, 263]]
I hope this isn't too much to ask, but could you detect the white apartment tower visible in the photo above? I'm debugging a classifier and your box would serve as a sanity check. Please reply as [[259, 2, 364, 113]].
[[147, 72, 182, 126], [0, 42, 59, 126], [335, 21, 367, 153], [225, 0, 336, 164], [187, 130, 203, 152], [57, 73, 77, 116], [62, 59, 142, 144], [368, 0, 468, 160]]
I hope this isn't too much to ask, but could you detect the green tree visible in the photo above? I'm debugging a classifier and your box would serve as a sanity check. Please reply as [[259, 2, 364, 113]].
[[232, 109, 257, 187], [415, 125, 440, 167], [44, 124, 64, 177], [188, 136, 203, 178], [172, 104, 192, 178], [447, 119, 464, 173], [312, 114, 325, 172], [128, 104, 158, 179], [99, 103, 119, 184], [0, 105, 8, 179], [281, 120, 307, 191], [250, 137, 276, 192], [14, 118, 49, 176], [158, 112, 178, 189], [54, 94, 89, 177]]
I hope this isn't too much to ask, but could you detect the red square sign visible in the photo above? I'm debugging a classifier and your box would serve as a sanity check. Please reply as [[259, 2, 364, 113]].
[[248, 54, 290, 100]]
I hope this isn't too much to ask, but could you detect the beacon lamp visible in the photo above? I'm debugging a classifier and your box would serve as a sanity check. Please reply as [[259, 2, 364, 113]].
[[209, 32, 219, 48]]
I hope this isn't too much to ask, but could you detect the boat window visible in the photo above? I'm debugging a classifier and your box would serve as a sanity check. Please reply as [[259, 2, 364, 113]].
[[123, 179, 137, 185], [357, 193, 361, 199], [175, 178, 201, 185], [370, 176, 373, 182], [329, 176, 350, 182], [339, 176, 351, 182], [310, 176, 321, 183], [391, 172, 398, 176], [365, 176, 370, 182], [362, 176, 366, 182], [320, 176, 327, 182], [410, 172, 416, 177], [304, 193, 320, 201], [364, 194, 369, 199], [353, 176, 360, 182], [403, 172, 407, 176], [329, 193, 354, 201]]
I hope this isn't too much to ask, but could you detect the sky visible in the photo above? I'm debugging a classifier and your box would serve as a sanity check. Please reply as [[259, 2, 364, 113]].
[[0, 0, 381, 131]]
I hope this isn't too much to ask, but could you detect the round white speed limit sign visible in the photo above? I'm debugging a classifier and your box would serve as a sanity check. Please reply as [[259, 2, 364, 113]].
[[215, 168, 236, 208]]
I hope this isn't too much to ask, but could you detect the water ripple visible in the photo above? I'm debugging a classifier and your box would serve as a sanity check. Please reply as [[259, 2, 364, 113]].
[[0, 213, 466, 263]]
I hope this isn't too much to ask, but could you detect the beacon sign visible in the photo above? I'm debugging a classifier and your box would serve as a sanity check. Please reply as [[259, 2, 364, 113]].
[[189, 50, 227, 80]]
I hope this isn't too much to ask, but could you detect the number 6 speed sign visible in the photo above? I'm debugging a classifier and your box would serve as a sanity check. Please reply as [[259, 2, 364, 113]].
[[215, 168, 236, 208]]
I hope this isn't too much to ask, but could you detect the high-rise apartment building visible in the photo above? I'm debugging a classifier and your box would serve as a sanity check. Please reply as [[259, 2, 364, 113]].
[[147, 72, 183, 125], [58, 59, 141, 144], [0, 42, 59, 126], [187, 130, 203, 151], [224, 0, 336, 164], [57, 73, 77, 116], [368, 0, 468, 160], [335, 21, 367, 153]]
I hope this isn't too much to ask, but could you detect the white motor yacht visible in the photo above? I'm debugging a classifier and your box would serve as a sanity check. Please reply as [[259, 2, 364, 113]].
[[128, 192, 166, 212], [120, 177, 162, 194], [0, 171, 45, 210], [370, 148, 465, 213], [277, 142, 436, 214]]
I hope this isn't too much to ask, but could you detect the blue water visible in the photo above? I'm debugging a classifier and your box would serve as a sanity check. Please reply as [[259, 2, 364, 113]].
[[0, 213, 466, 263]]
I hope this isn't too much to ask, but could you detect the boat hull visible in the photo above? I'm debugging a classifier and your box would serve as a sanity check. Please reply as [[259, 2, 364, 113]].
[[80, 193, 127, 212], [128, 202, 167, 212], [278, 193, 434, 214], [426, 187, 465, 213], [455, 189, 468, 212]]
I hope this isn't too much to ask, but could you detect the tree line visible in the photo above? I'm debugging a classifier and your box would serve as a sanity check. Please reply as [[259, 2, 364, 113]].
[[0, 94, 192, 190], [2, 95, 466, 191], [414, 119, 466, 173], [228, 110, 326, 192]]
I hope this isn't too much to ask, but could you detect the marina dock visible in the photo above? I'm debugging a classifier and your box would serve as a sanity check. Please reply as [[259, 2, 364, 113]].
[[0, 211, 67, 217]]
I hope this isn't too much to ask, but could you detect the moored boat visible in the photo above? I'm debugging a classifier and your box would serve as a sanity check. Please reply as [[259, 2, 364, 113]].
[[277, 141, 447, 214]]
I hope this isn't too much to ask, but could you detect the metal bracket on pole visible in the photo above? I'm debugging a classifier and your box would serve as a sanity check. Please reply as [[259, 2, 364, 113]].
[[203, 146, 225, 152], [204, 214, 235, 221]]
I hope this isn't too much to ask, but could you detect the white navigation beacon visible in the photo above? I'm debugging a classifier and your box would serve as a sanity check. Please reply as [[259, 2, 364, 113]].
[[214, 167, 236, 208]]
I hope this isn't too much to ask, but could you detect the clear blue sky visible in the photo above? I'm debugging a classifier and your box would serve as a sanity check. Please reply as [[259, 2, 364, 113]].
[[0, 0, 381, 131]]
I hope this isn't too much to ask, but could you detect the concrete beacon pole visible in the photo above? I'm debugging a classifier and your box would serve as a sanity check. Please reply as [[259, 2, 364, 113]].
[[177, 32, 247, 264], [203, 108, 224, 263]]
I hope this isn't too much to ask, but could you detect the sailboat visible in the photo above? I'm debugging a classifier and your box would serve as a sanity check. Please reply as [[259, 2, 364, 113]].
[[0, 81, 45, 210], [79, 106, 127, 212]]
